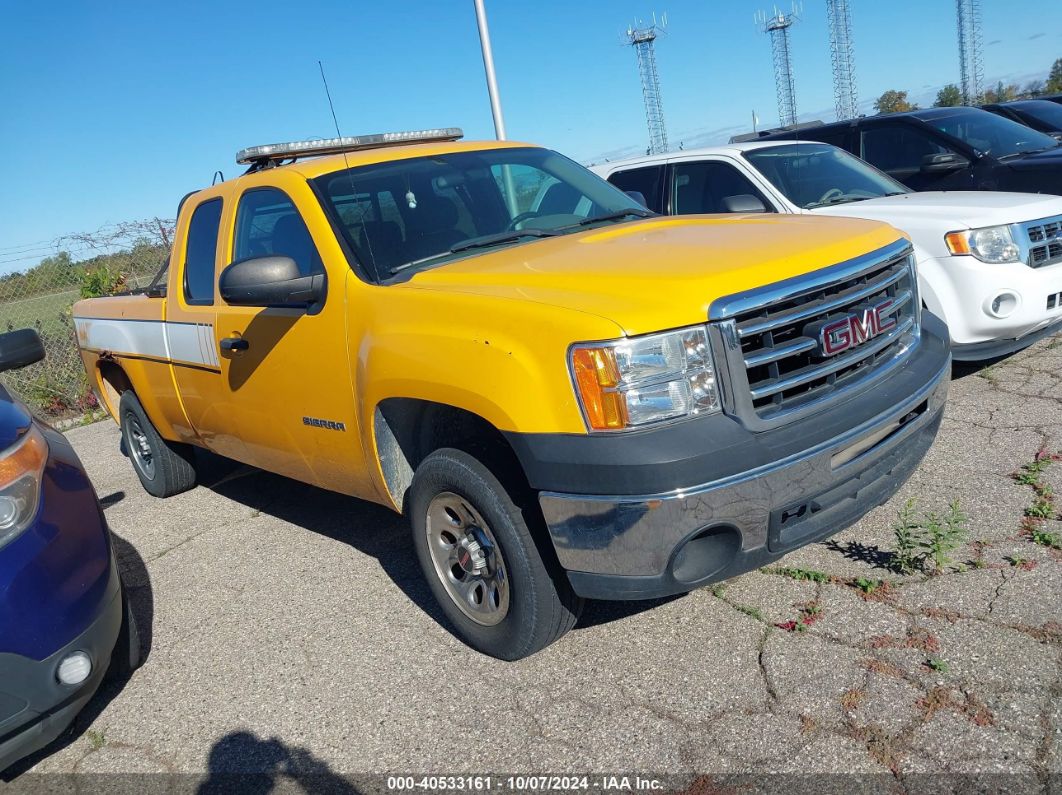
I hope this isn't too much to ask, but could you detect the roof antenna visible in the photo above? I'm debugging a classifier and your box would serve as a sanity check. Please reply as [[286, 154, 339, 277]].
[[318, 60, 380, 281]]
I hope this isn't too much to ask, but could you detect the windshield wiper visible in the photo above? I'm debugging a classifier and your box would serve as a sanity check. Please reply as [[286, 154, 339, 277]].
[[806, 195, 871, 208], [389, 229, 560, 274], [449, 228, 560, 253], [569, 208, 654, 227]]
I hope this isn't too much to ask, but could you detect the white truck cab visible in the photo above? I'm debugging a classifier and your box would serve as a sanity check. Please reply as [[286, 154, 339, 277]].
[[592, 141, 1062, 359]]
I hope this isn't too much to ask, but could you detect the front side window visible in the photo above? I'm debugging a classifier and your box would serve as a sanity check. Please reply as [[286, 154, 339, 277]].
[[743, 144, 909, 209], [860, 125, 950, 175], [233, 188, 323, 277], [606, 165, 665, 213], [671, 160, 775, 214], [914, 108, 1058, 158], [312, 147, 648, 282], [183, 198, 222, 305]]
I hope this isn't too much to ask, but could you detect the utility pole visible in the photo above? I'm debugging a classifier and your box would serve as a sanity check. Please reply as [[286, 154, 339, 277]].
[[473, 0, 507, 140]]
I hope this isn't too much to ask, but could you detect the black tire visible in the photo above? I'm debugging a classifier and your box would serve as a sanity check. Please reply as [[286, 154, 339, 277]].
[[118, 391, 196, 498], [106, 580, 142, 681], [409, 448, 583, 660]]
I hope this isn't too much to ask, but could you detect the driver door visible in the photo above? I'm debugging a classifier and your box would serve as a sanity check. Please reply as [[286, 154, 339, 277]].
[[207, 181, 364, 495]]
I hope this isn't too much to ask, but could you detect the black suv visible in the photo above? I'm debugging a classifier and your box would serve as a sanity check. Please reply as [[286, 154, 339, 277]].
[[756, 107, 1062, 194], [982, 99, 1062, 139]]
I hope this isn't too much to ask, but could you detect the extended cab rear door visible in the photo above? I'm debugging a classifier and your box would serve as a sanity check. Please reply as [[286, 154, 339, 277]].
[[165, 192, 253, 463]]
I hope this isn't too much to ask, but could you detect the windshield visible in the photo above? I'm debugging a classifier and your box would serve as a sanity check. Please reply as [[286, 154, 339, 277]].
[[915, 108, 1059, 158], [743, 143, 909, 209], [312, 146, 648, 281], [1012, 100, 1062, 131]]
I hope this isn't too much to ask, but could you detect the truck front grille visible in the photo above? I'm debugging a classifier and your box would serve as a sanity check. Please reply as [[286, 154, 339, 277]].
[[708, 241, 919, 430], [1023, 216, 1062, 269]]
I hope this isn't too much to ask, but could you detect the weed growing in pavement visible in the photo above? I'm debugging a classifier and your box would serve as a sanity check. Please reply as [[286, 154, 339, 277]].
[[776, 600, 822, 632], [1006, 556, 1037, 571], [1013, 449, 1062, 548], [852, 577, 882, 594], [924, 657, 949, 673], [889, 499, 968, 574], [1030, 526, 1062, 550], [86, 730, 106, 751], [771, 566, 830, 583], [892, 499, 922, 574]]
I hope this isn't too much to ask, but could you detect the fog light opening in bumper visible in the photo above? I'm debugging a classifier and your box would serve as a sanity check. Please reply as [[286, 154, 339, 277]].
[[984, 291, 1020, 319], [671, 525, 741, 585], [56, 651, 93, 686]]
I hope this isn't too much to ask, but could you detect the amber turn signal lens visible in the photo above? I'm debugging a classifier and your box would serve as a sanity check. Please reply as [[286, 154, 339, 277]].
[[571, 347, 628, 430], [944, 231, 971, 256], [0, 426, 47, 489]]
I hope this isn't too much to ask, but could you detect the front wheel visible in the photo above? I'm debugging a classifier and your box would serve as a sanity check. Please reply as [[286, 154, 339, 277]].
[[409, 448, 583, 660]]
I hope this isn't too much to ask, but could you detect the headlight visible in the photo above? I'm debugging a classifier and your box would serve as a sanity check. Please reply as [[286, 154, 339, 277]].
[[0, 425, 47, 550], [945, 225, 1021, 264], [570, 326, 719, 431]]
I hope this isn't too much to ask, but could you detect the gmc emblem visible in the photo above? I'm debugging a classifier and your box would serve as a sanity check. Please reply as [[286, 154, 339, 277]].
[[805, 299, 897, 357]]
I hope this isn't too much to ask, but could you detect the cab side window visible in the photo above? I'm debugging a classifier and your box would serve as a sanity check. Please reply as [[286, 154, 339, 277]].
[[233, 188, 324, 277], [671, 161, 774, 214], [607, 165, 665, 213], [184, 198, 223, 305]]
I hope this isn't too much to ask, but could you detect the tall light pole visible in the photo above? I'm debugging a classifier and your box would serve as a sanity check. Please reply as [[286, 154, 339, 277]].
[[473, 0, 507, 140]]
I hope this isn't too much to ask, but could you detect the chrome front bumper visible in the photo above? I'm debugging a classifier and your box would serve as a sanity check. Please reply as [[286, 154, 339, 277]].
[[538, 356, 950, 600]]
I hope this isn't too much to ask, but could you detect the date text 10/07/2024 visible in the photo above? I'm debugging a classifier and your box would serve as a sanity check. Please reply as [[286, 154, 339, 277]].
[[386, 776, 665, 791]]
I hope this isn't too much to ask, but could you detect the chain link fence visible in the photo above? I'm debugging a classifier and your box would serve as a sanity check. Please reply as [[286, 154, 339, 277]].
[[0, 220, 174, 423]]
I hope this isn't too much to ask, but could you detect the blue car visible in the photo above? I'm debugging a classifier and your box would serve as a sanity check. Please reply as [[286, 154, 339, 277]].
[[0, 329, 139, 773]]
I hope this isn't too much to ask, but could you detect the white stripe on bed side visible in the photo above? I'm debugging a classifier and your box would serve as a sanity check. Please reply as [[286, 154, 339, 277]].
[[74, 317, 220, 369]]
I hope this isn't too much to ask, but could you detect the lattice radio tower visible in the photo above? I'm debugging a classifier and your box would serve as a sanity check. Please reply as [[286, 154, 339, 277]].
[[625, 15, 669, 155], [827, 0, 858, 120], [956, 0, 984, 104], [756, 6, 800, 128]]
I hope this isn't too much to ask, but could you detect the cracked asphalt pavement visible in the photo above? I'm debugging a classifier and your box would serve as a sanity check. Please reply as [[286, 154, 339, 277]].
[[6, 337, 1062, 790]]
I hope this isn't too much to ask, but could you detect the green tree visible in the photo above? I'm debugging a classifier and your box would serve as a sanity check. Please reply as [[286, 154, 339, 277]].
[[934, 84, 963, 107], [1023, 79, 1045, 98], [1048, 58, 1062, 93], [874, 90, 918, 114], [984, 81, 1019, 103]]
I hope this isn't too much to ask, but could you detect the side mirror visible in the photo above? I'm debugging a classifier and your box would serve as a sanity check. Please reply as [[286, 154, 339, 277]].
[[0, 329, 45, 373], [722, 194, 768, 213], [219, 256, 324, 308], [920, 153, 970, 173], [624, 190, 649, 208]]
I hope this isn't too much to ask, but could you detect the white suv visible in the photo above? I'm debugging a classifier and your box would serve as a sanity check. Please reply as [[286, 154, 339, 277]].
[[592, 141, 1062, 360]]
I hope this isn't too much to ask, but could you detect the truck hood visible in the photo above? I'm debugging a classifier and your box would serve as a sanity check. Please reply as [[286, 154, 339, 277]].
[[404, 215, 903, 336], [810, 191, 1062, 230]]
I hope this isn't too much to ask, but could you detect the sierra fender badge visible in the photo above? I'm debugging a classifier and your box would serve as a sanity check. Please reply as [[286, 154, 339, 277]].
[[303, 416, 346, 431], [805, 299, 897, 358]]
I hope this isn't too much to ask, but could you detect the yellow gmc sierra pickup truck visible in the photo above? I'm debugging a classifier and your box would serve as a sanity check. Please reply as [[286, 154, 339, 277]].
[[74, 129, 951, 659]]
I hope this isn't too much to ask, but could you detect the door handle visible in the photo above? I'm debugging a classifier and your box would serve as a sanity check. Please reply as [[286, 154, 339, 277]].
[[220, 336, 249, 352]]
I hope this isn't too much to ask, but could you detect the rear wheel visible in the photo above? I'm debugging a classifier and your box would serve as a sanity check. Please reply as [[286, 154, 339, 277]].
[[409, 448, 583, 660], [119, 391, 196, 498]]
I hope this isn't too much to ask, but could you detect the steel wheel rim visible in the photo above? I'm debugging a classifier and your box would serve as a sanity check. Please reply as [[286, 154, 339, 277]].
[[425, 492, 510, 626], [126, 415, 155, 480]]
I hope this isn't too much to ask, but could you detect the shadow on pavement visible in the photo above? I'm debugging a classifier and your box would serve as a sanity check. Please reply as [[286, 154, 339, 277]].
[[198, 731, 357, 794], [2, 517, 154, 780], [194, 450, 666, 639]]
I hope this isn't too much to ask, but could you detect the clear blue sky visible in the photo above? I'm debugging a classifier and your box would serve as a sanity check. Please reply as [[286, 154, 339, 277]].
[[1, 0, 1059, 268]]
